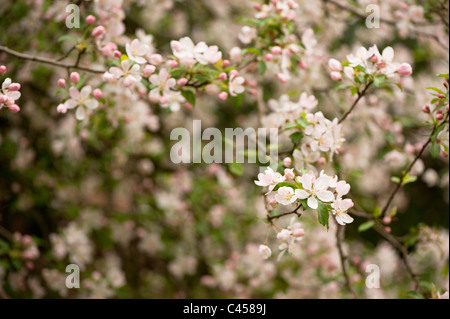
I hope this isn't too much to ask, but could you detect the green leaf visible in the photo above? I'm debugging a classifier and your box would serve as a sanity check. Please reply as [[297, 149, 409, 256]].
[[317, 201, 330, 230], [430, 143, 441, 158], [374, 75, 387, 88], [0, 239, 9, 255], [391, 176, 401, 184], [358, 221, 375, 232], [427, 87, 444, 94], [407, 291, 425, 299], [437, 73, 449, 79], [57, 35, 79, 43], [272, 182, 298, 191], [289, 132, 304, 144], [373, 206, 382, 218], [257, 61, 267, 75], [182, 89, 196, 106], [402, 174, 417, 185]]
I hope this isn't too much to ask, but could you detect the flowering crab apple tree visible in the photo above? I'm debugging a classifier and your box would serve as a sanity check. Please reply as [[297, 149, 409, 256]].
[[0, 0, 449, 299]]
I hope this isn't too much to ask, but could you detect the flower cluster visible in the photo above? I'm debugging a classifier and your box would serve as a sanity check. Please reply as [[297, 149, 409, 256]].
[[0, 66, 21, 113], [328, 45, 413, 86], [256, 167, 354, 228]]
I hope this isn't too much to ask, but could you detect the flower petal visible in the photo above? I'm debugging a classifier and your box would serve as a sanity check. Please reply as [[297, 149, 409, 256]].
[[307, 196, 318, 210], [295, 189, 310, 200], [75, 106, 86, 121], [316, 190, 335, 203], [84, 99, 98, 110]]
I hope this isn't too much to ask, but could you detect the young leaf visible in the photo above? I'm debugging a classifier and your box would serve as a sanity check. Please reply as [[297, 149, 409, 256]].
[[317, 201, 330, 229], [358, 221, 375, 232], [430, 143, 441, 158], [289, 132, 304, 144], [182, 89, 196, 106], [257, 61, 267, 75]]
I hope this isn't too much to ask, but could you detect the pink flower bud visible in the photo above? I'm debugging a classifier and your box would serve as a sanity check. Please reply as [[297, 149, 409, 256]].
[[167, 60, 178, 68], [113, 50, 122, 59], [86, 15, 96, 25], [436, 113, 444, 120], [8, 83, 21, 91], [205, 84, 220, 95], [185, 102, 194, 110], [219, 92, 228, 101], [438, 93, 445, 99], [22, 235, 32, 245], [384, 227, 391, 233], [219, 72, 228, 81], [328, 58, 342, 72], [0, 95, 8, 104], [0, 65, 6, 75], [284, 169, 295, 180], [123, 76, 134, 87], [177, 78, 188, 86], [271, 46, 282, 55], [298, 60, 307, 70], [149, 54, 164, 65], [265, 53, 274, 62], [404, 143, 415, 154], [443, 152, 449, 158], [422, 105, 430, 113], [70, 72, 80, 84], [57, 78, 66, 88], [331, 71, 342, 81], [92, 25, 105, 38], [292, 228, 305, 238], [399, 2, 408, 10], [229, 70, 239, 78], [9, 104, 20, 113], [318, 157, 326, 165], [253, 2, 261, 10], [277, 73, 288, 83], [283, 157, 292, 167], [383, 217, 392, 225], [143, 64, 156, 76], [93, 88, 103, 100], [160, 96, 170, 105], [223, 59, 231, 67], [371, 55, 379, 63], [57, 103, 67, 114], [268, 199, 277, 207], [397, 63, 413, 76]]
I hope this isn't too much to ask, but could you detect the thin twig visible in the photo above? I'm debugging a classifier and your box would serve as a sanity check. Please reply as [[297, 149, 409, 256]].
[[335, 221, 360, 298], [380, 114, 449, 218], [338, 82, 372, 124], [0, 45, 105, 74], [267, 203, 303, 222]]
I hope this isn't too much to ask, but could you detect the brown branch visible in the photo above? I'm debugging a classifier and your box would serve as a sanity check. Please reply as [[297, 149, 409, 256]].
[[380, 115, 449, 218], [338, 82, 372, 124], [350, 209, 421, 290], [267, 203, 302, 222], [0, 45, 105, 74], [335, 221, 359, 298]]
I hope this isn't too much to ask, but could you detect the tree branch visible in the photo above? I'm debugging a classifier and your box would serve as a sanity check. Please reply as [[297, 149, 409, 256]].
[[0, 45, 105, 74], [338, 82, 372, 124], [380, 114, 449, 218]]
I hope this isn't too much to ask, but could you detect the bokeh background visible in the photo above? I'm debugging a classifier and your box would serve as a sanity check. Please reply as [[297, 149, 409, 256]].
[[0, 0, 448, 298]]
